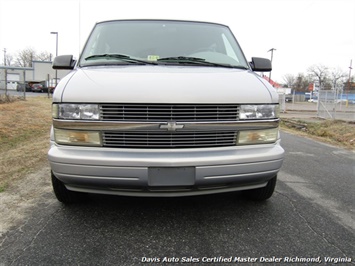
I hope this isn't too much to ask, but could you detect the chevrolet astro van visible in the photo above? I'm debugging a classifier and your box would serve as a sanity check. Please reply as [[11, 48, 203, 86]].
[[48, 20, 284, 204]]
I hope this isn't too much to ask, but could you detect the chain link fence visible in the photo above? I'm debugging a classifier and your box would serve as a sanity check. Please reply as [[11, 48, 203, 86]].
[[279, 90, 355, 122], [317, 90, 355, 121]]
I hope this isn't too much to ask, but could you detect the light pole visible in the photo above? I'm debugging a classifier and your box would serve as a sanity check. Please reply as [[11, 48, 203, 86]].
[[268, 48, 276, 84], [50, 32, 58, 87]]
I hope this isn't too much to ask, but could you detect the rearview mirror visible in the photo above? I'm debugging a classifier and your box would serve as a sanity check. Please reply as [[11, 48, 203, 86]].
[[250, 57, 272, 72], [53, 55, 76, 70]]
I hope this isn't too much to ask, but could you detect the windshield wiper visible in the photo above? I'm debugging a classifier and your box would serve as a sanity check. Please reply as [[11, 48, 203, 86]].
[[84, 54, 157, 65], [157, 56, 248, 69]]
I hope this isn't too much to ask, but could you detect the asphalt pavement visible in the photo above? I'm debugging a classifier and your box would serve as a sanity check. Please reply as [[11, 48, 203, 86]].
[[0, 131, 354, 265]]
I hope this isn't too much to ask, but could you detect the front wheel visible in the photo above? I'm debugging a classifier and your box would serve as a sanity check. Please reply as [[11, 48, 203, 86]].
[[243, 176, 277, 201], [51, 171, 85, 204]]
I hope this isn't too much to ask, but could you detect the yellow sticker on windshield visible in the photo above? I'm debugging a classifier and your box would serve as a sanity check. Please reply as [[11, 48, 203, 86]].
[[147, 55, 160, 61]]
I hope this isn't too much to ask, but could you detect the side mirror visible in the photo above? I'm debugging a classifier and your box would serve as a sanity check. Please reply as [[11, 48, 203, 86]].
[[53, 55, 76, 70], [250, 57, 272, 72]]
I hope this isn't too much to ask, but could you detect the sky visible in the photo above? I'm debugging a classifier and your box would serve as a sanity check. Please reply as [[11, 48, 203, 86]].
[[0, 0, 354, 83]]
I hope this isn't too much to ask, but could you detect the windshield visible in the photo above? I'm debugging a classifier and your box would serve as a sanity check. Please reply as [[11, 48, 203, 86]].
[[79, 20, 249, 68]]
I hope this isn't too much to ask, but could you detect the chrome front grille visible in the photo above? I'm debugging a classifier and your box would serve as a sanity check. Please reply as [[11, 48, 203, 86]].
[[102, 131, 237, 148], [100, 104, 239, 121]]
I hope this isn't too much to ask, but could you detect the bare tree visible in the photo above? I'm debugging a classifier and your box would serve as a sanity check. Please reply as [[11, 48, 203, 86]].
[[14, 47, 52, 67], [37, 51, 52, 61], [16, 47, 36, 67], [330, 68, 346, 91], [282, 74, 296, 89], [294, 73, 312, 92], [344, 74, 355, 91], [307, 64, 329, 90]]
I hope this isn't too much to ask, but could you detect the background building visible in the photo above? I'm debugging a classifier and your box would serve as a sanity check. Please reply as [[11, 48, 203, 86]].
[[0, 61, 70, 90]]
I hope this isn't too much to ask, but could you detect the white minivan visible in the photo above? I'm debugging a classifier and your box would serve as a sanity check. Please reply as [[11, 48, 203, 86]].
[[48, 20, 284, 204]]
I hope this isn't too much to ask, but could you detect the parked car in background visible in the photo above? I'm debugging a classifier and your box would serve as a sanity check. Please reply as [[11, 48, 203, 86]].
[[49, 86, 56, 94], [31, 83, 51, 93], [285, 94, 293, 102], [31, 84, 44, 92], [16, 83, 32, 92], [308, 97, 318, 103], [305, 92, 311, 101]]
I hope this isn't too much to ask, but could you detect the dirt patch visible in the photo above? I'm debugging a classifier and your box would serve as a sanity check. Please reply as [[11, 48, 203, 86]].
[[0, 164, 55, 238]]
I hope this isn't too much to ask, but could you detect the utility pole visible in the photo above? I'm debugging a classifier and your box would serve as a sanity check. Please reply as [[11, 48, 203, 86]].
[[3, 48, 6, 66], [50, 32, 58, 87], [268, 48, 276, 84], [3, 48, 7, 97], [2, 48, 7, 95], [23, 70, 26, 100]]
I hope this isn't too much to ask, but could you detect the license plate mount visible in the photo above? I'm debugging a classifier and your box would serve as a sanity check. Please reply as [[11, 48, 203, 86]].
[[148, 167, 195, 186]]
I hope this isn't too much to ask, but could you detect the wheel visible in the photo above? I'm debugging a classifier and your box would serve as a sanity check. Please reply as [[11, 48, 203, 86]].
[[244, 175, 277, 201], [51, 171, 85, 204]]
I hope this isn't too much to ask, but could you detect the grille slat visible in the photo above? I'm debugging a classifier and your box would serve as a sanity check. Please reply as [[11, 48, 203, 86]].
[[99, 104, 239, 148], [103, 131, 237, 148], [100, 104, 239, 121]]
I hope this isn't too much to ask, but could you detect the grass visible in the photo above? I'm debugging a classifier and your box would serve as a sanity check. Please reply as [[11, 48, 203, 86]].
[[0, 93, 22, 104], [281, 118, 355, 149], [0, 97, 52, 191]]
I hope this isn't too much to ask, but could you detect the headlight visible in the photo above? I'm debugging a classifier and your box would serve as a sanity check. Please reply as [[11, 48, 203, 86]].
[[54, 129, 102, 146], [239, 105, 279, 119], [52, 104, 100, 120], [237, 128, 279, 145]]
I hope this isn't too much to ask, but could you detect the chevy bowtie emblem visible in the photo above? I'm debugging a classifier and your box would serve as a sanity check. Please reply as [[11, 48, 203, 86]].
[[159, 121, 184, 131]]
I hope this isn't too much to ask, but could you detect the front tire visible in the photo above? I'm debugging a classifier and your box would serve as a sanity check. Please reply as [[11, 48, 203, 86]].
[[244, 175, 277, 201], [51, 171, 85, 204]]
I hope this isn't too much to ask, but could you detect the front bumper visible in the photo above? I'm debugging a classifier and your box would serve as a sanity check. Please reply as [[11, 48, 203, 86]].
[[48, 141, 284, 197]]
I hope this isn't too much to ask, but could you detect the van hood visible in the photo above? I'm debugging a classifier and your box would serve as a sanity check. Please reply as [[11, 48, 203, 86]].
[[55, 66, 278, 103]]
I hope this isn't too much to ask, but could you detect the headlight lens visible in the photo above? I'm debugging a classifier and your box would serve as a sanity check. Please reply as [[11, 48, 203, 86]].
[[237, 128, 279, 145], [239, 105, 279, 119], [54, 129, 102, 146], [52, 104, 100, 120]]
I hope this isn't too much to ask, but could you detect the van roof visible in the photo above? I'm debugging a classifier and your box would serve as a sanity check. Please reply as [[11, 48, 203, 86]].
[[95, 19, 229, 28]]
